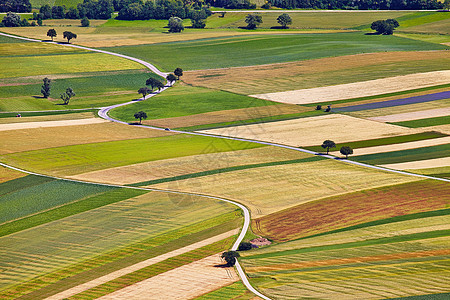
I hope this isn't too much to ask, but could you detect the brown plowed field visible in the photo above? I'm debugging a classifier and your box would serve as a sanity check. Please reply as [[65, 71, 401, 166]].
[[145, 104, 307, 129], [183, 51, 450, 95], [255, 180, 450, 242]]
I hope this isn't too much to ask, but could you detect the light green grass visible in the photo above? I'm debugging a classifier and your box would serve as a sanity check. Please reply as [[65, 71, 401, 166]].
[[102, 32, 447, 71], [0, 41, 85, 56], [0, 134, 265, 175], [109, 84, 276, 122], [195, 281, 257, 300], [396, 32, 450, 44], [396, 12, 450, 30], [390, 115, 450, 128], [0, 192, 238, 297]]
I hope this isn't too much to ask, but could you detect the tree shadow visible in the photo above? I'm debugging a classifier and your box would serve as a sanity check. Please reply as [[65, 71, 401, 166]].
[[214, 263, 231, 268], [128, 122, 141, 125], [270, 26, 288, 29], [32, 95, 46, 99], [364, 32, 380, 35]]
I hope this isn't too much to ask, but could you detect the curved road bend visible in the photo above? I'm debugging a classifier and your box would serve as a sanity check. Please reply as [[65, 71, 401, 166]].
[[1, 30, 449, 299]]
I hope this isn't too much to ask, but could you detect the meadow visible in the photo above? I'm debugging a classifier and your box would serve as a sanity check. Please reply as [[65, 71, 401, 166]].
[[391, 115, 450, 128]]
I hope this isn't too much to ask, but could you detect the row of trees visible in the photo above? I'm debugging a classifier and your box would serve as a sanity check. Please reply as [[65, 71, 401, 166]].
[[266, 0, 444, 10], [46, 29, 78, 43], [0, 0, 31, 12], [321, 140, 353, 158], [138, 68, 182, 99], [34, 0, 114, 21], [0, 11, 33, 27]]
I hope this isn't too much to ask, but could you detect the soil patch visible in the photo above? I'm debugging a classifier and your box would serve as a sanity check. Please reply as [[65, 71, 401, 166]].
[[381, 157, 450, 170], [0, 118, 107, 131]]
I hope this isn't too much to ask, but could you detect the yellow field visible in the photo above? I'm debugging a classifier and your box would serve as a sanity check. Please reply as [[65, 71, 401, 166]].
[[407, 166, 450, 175], [0, 122, 175, 154], [200, 114, 416, 147], [329, 136, 450, 157], [151, 160, 421, 217], [0, 112, 95, 124], [250, 71, 450, 104], [183, 51, 450, 95], [368, 107, 450, 123], [70, 147, 309, 185], [381, 157, 450, 170], [0, 165, 26, 183], [0, 118, 107, 131]]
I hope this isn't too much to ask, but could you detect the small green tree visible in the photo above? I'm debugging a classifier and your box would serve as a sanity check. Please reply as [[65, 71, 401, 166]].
[[41, 77, 51, 98], [166, 73, 177, 85], [340, 146, 353, 159], [63, 31, 77, 43], [174, 68, 183, 80], [321, 140, 336, 154], [245, 14, 262, 29], [221, 251, 240, 266], [371, 19, 399, 35], [60, 87, 75, 105], [47, 28, 56, 41], [138, 87, 152, 99], [146, 77, 164, 91], [277, 13, 292, 28], [168, 17, 184, 33], [81, 17, 90, 27], [134, 111, 147, 124]]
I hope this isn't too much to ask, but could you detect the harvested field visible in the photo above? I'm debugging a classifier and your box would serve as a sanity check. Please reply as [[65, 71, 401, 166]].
[[336, 90, 450, 112], [0, 112, 96, 124], [381, 157, 450, 170], [250, 71, 450, 105], [0, 118, 107, 131], [200, 114, 416, 147], [0, 166, 26, 183], [369, 108, 450, 123], [151, 159, 421, 217], [145, 104, 307, 129], [195, 281, 261, 300], [428, 124, 450, 135], [329, 136, 450, 157], [96, 254, 238, 300], [253, 180, 450, 242], [0, 122, 175, 154], [70, 147, 309, 185], [183, 52, 450, 95]]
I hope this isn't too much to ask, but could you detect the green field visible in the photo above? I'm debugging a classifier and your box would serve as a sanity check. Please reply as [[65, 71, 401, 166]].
[[391, 115, 450, 128], [102, 32, 447, 71], [0, 134, 264, 175], [195, 281, 256, 299], [109, 84, 276, 122]]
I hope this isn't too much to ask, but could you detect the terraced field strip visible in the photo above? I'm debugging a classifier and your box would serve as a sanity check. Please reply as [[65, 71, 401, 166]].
[[0, 165, 26, 183], [200, 114, 416, 147], [0, 134, 263, 176], [382, 157, 450, 170], [336, 90, 450, 112], [70, 147, 310, 185], [0, 112, 96, 124], [45, 230, 238, 300], [0, 118, 107, 131], [329, 136, 450, 157], [195, 281, 261, 300], [250, 71, 450, 105], [391, 115, 450, 128], [369, 108, 450, 123], [351, 143, 450, 165], [152, 159, 421, 217], [253, 180, 450, 242], [0, 122, 175, 154]]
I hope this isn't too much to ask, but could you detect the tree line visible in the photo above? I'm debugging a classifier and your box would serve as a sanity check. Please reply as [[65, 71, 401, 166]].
[[267, 0, 444, 10]]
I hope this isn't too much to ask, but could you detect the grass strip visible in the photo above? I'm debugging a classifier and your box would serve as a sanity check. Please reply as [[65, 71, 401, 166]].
[[303, 131, 447, 153], [389, 292, 450, 300], [0, 174, 54, 197], [390, 115, 450, 128], [351, 143, 450, 165], [15, 212, 241, 300], [301, 83, 450, 108], [128, 156, 323, 187], [291, 208, 450, 243], [0, 188, 142, 237], [244, 229, 450, 260], [175, 111, 323, 131], [0, 109, 98, 118], [195, 281, 256, 300], [68, 236, 236, 299]]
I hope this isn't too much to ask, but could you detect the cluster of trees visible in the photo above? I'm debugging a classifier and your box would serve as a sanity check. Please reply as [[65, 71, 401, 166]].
[[138, 68, 181, 99], [34, 0, 113, 21], [266, 0, 444, 9], [243, 13, 293, 29], [0, 11, 34, 27], [371, 18, 399, 35], [0, 0, 31, 12], [205, 0, 256, 9], [40, 78, 76, 105], [321, 140, 353, 158]]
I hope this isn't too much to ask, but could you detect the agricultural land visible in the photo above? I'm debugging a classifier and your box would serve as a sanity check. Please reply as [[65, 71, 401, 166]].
[[0, 8, 449, 300]]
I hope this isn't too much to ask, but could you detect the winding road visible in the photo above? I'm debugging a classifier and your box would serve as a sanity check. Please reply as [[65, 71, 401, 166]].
[[1, 30, 449, 300]]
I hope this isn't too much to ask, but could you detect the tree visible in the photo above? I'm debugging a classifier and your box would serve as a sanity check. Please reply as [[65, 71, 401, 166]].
[[168, 16, 184, 33], [371, 19, 399, 35], [166, 73, 177, 85], [155, 80, 165, 91], [145, 77, 164, 91], [138, 87, 152, 99], [60, 87, 75, 105], [174, 68, 183, 80], [41, 77, 51, 98], [315, 105, 322, 110], [321, 140, 336, 154], [39, 4, 52, 19], [81, 17, 90, 27], [1, 12, 21, 27], [221, 251, 240, 266], [340, 146, 353, 159], [63, 31, 77, 43], [190, 9, 207, 28], [238, 242, 253, 251], [47, 28, 56, 41], [245, 14, 262, 29], [134, 111, 147, 124], [277, 13, 292, 28]]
